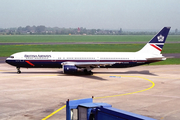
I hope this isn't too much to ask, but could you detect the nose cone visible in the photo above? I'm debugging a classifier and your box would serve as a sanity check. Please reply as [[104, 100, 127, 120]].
[[5, 58, 10, 64], [5, 58, 14, 66]]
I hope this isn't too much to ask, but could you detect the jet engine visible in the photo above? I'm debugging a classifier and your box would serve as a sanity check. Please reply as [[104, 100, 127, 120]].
[[63, 65, 78, 74]]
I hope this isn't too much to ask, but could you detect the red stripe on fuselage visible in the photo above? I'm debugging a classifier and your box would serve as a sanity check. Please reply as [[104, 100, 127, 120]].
[[150, 44, 162, 51], [25, 61, 35, 66]]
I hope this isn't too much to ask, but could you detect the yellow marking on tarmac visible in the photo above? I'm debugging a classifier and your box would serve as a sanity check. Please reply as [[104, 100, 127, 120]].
[[37, 74, 59, 76], [42, 74, 155, 120], [0, 70, 10, 72], [42, 105, 66, 120], [94, 75, 155, 99]]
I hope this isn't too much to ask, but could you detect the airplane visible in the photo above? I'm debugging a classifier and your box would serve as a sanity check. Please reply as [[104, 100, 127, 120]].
[[6, 27, 171, 74]]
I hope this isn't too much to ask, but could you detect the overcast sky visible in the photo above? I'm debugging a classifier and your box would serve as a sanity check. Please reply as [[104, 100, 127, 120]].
[[0, 0, 180, 30]]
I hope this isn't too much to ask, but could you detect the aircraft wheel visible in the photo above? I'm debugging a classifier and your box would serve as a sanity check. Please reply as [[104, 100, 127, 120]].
[[16, 67, 21, 74], [89, 71, 93, 75], [84, 70, 93, 75]]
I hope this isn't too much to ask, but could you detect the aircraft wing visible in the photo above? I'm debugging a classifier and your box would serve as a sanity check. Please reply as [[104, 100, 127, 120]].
[[61, 62, 116, 68]]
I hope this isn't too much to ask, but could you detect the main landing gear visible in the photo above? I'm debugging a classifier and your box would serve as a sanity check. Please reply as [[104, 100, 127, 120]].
[[84, 69, 93, 75], [16, 67, 21, 74]]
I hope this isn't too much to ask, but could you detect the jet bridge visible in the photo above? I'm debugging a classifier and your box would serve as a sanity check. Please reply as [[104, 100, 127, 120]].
[[66, 98, 156, 120]]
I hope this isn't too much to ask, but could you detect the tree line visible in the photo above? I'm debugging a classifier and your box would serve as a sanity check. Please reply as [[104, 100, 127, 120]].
[[0, 26, 179, 35]]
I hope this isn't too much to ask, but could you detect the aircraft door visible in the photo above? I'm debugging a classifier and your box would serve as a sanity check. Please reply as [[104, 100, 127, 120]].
[[132, 57, 137, 62], [51, 57, 56, 62], [52, 60, 56, 62], [96, 57, 100, 62]]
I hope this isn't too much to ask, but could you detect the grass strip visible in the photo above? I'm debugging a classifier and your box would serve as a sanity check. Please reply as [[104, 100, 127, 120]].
[[1, 44, 180, 57], [0, 35, 179, 43], [150, 58, 180, 65]]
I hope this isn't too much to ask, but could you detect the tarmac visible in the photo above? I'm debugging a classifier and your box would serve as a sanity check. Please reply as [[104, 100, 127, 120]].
[[0, 63, 180, 120]]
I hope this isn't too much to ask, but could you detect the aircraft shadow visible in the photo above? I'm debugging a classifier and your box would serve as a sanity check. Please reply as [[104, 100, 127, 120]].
[[3, 70, 156, 81], [93, 70, 157, 76], [58, 71, 107, 81], [4, 71, 60, 74], [61, 74, 107, 81], [4, 71, 107, 81], [4, 70, 156, 76]]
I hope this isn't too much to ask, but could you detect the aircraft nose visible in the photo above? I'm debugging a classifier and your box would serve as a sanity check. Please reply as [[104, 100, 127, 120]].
[[5, 58, 9, 64], [5, 59, 14, 66], [5, 58, 12, 64]]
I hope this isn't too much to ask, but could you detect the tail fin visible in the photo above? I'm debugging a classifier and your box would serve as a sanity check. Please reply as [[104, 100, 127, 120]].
[[137, 27, 171, 54]]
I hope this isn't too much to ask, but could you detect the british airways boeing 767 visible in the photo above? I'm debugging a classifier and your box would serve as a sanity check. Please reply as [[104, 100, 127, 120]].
[[6, 27, 170, 74]]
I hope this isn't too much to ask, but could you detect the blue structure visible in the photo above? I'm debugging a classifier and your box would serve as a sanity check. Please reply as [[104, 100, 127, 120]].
[[66, 98, 156, 120]]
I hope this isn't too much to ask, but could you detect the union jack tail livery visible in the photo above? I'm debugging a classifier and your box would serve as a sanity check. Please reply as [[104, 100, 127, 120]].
[[138, 27, 171, 54]]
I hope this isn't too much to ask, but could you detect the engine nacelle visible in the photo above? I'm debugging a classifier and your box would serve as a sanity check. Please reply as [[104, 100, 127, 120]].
[[63, 65, 78, 74]]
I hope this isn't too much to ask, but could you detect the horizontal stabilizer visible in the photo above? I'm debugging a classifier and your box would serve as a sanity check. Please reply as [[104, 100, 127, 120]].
[[146, 57, 166, 61]]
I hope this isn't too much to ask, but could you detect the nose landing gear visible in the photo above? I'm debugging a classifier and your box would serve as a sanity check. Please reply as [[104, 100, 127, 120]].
[[16, 67, 21, 74]]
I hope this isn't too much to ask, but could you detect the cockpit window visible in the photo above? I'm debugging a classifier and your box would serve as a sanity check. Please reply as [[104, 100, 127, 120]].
[[9, 56, 14, 58]]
